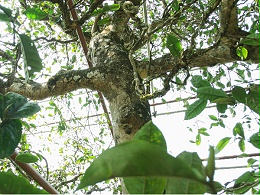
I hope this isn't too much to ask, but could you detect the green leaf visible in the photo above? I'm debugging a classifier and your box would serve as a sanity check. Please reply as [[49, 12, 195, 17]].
[[240, 33, 259, 46], [212, 96, 236, 105], [249, 133, 259, 149], [166, 34, 183, 57], [91, 4, 120, 16], [171, 0, 179, 10], [97, 17, 111, 25], [232, 86, 247, 103], [0, 120, 22, 159], [233, 171, 256, 194], [124, 177, 166, 194], [125, 121, 167, 193], [0, 171, 48, 194], [133, 121, 167, 150], [233, 122, 245, 139], [23, 6, 48, 20], [6, 102, 41, 119], [2, 92, 40, 120], [215, 137, 231, 154], [197, 86, 227, 101], [238, 139, 245, 152], [190, 75, 211, 88], [205, 146, 215, 181], [246, 84, 259, 114], [208, 115, 218, 121], [216, 103, 227, 113], [184, 99, 207, 120], [76, 140, 206, 191], [15, 153, 39, 163], [166, 152, 206, 194], [236, 46, 248, 60], [18, 34, 43, 81], [0, 5, 12, 18]]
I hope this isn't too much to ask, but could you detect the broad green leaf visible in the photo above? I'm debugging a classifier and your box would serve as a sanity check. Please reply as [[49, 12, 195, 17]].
[[0, 5, 12, 17], [205, 146, 215, 181], [233, 171, 256, 194], [212, 96, 236, 105], [97, 17, 111, 25], [166, 34, 183, 57], [133, 121, 167, 150], [125, 121, 167, 193], [190, 75, 211, 88], [249, 133, 259, 149], [216, 103, 227, 113], [0, 119, 22, 159], [124, 177, 166, 194], [77, 140, 206, 191], [232, 86, 247, 103], [240, 33, 259, 46], [246, 84, 259, 114], [215, 137, 231, 154], [233, 122, 245, 139], [23, 6, 48, 20], [2, 92, 40, 120], [238, 139, 245, 152], [18, 34, 43, 80], [197, 86, 227, 101], [184, 99, 207, 120], [15, 153, 39, 163], [236, 46, 248, 60], [166, 152, 206, 194], [91, 4, 120, 16], [0, 13, 10, 22], [5, 102, 41, 119], [0, 171, 48, 194]]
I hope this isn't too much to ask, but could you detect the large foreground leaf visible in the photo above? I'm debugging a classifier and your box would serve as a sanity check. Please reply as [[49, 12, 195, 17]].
[[166, 152, 207, 194], [77, 140, 206, 191], [0, 120, 22, 159], [197, 86, 227, 101], [124, 121, 167, 193], [0, 171, 48, 194]]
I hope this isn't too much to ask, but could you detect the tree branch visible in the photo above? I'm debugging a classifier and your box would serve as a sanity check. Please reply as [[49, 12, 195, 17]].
[[5, 68, 109, 100]]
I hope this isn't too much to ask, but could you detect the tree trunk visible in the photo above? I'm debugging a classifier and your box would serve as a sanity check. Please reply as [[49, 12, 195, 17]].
[[88, 27, 151, 144]]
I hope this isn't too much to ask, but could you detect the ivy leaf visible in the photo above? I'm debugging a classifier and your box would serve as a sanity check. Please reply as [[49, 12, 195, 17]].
[[15, 153, 39, 163], [23, 6, 48, 20], [232, 86, 247, 103], [249, 133, 259, 149], [215, 137, 231, 154], [166, 152, 207, 194], [18, 34, 43, 81], [166, 34, 183, 57], [184, 99, 207, 120], [0, 171, 48, 194], [190, 75, 211, 88], [0, 120, 22, 159], [236, 46, 248, 60], [197, 86, 227, 101], [77, 140, 206, 191]]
